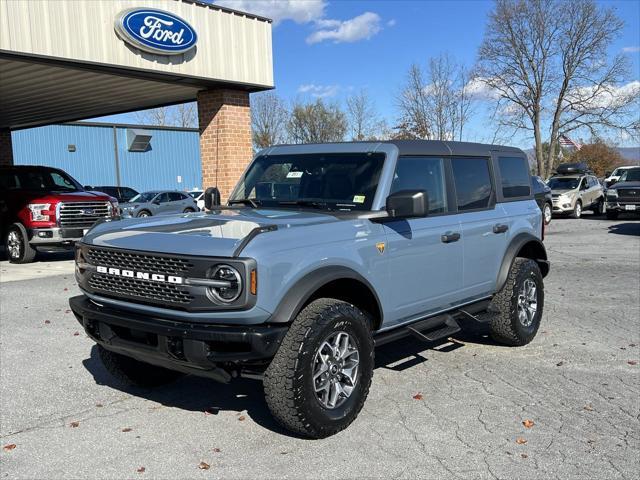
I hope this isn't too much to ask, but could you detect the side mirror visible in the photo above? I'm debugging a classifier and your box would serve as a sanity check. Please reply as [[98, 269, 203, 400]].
[[386, 190, 428, 218], [204, 187, 221, 210], [84, 185, 92, 190]]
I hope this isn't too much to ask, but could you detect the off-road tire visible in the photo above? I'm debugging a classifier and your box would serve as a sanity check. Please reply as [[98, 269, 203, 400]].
[[571, 201, 582, 219], [98, 345, 183, 387], [606, 210, 619, 220], [5, 223, 37, 264], [263, 298, 374, 439], [489, 258, 544, 346], [137, 210, 151, 218]]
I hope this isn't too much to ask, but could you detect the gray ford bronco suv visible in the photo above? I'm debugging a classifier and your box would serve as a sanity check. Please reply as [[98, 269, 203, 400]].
[[70, 141, 549, 438]]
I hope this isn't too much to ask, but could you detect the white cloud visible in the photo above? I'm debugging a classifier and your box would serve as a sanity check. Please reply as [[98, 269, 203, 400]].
[[306, 12, 382, 44], [297, 84, 340, 98], [564, 81, 640, 109], [215, 0, 326, 25], [622, 46, 640, 53], [387, 19, 397, 27], [463, 77, 502, 100]]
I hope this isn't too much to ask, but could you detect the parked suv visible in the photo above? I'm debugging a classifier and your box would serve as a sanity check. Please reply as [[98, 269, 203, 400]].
[[605, 166, 640, 219], [119, 190, 198, 218], [548, 163, 604, 218], [0, 166, 118, 263], [532, 175, 552, 225], [87, 186, 139, 204], [70, 141, 549, 438]]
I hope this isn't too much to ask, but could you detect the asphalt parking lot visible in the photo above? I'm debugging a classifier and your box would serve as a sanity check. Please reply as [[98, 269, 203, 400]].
[[1, 214, 639, 479]]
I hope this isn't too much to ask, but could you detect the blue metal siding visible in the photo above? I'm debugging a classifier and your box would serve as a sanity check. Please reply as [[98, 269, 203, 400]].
[[11, 124, 202, 193]]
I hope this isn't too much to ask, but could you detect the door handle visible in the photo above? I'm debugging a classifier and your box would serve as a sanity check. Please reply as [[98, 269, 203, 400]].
[[493, 224, 509, 234], [441, 232, 461, 243]]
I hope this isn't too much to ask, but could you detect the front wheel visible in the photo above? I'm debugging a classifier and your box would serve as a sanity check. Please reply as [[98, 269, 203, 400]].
[[489, 258, 544, 346], [593, 198, 604, 216], [264, 299, 374, 438], [571, 201, 582, 219], [183, 208, 195, 213], [5, 223, 37, 264], [137, 210, 151, 218], [543, 203, 552, 225]]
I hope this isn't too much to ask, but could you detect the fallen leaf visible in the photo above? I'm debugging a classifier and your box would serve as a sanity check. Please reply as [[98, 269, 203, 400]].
[[413, 393, 424, 400], [3, 444, 16, 452], [515, 438, 527, 445], [95, 404, 103, 408], [556, 361, 564, 367], [198, 462, 210, 470], [583, 405, 594, 411], [69, 421, 80, 428], [522, 419, 535, 429], [521, 453, 528, 459], [238, 416, 246, 422], [212, 448, 221, 453], [630, 343, 637, 347], [63, 288, 68, 291], [65, 309, 71, 314], [136, 467, 146, 474], [122, 427, 132, 432], [44, 320, 51, 324], [73, 332, 80, 336], [628, 360, 638, 366]]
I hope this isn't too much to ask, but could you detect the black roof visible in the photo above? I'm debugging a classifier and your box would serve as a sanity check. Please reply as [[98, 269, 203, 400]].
[[382, 140, 524, 157]]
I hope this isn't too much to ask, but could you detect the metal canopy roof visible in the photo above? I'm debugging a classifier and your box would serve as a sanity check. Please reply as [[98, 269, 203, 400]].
[[0, 53, 267, 130]]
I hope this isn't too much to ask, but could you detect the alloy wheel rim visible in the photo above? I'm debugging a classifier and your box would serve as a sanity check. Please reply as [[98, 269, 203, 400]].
[[544, 205, 552, 223], [7, 231, 21, 259], [312, 331, 360, 409], [576, 204, 581, 217], [517, 278, 538, 327]]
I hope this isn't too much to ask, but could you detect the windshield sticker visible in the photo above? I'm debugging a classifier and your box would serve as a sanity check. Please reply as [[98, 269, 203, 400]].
[[286, 171, 303, 179], [353, 195, 366, 204]]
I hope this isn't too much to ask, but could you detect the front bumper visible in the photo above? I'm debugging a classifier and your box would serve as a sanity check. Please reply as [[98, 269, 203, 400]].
[[551, 199, 574, 213], [69, 295, 288, 382], [28, 227, 85, 246], [605, 201, 639, 212]]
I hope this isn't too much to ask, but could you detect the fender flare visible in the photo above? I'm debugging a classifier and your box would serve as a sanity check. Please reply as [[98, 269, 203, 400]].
[[496, 233, 549, 293], [268, 266, 383, 325]]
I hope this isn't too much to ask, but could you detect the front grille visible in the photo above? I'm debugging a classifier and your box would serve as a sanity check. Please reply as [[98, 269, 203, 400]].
[[89, 273, 194, 306], [87, 248, 193, 276], [59, 202, 110, 228], [617, 189, 640, 203]]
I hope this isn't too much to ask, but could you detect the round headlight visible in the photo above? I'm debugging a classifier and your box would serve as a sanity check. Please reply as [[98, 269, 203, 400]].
[[208, 265, 242, 303]]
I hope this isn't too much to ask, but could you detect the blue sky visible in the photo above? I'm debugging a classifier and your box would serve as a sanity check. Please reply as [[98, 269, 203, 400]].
[[99, 0, 640, 149]]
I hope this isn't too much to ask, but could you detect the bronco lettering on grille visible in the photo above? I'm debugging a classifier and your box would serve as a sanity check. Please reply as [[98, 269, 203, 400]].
[[96, 266, 183, 284]]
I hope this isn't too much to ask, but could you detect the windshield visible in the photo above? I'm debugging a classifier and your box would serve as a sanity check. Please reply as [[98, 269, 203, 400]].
[[229, 153, 386, 211], [188, 191, 203, 199], [619, 168, 640, 182], [547, 177, 580, 190], [130, 191, 159, 203], [0, 168, 82, 192]]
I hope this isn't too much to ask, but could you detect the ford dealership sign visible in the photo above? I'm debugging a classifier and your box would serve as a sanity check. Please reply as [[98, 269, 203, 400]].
[[115, 8, 197, 55]]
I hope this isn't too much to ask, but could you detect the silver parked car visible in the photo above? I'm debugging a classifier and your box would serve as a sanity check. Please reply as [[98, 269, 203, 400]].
[[120, 190, 198, 218]]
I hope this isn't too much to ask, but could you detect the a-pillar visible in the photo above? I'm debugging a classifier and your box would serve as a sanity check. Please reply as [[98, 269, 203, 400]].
[[0, 129, 14, 166], [197, 89, 252, 202]]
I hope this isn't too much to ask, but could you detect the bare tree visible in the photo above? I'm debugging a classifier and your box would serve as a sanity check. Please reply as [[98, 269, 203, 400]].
[[477, 0, 638, 177], [251, 92, 289, 150], [287, 99, 347, 144], [134, 103, 197, 128], [396, 54, 474, 141], [346, 89, 383, 141]]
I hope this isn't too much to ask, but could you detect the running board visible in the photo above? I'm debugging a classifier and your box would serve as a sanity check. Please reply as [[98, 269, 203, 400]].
[[373, 299, 490, 347]]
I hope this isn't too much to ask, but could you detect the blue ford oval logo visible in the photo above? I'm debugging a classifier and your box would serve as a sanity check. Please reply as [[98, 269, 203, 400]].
[[115, 8, 197, 55]]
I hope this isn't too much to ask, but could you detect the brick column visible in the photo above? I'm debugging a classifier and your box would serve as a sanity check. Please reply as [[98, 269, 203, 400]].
[[0, 129, 14, 166], [197, 89, 252, 202]]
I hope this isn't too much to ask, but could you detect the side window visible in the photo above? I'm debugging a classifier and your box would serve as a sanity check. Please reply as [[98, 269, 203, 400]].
[[451, 157, 493, 211], [498, 156, 531, 198], [168, 192, 183, 202], [390, 157, 447, 214], [121, 188, 137, 202], [156, 193, 170, 203]]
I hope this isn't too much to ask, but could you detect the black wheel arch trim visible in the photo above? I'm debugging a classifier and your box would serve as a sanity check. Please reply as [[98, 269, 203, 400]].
[[268, 266, 383, 326], [496, 233, 549, 293]]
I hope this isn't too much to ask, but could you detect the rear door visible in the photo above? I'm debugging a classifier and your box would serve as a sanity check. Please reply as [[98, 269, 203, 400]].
[[452, 156, 510, 299], [381, 156, 463, 327]]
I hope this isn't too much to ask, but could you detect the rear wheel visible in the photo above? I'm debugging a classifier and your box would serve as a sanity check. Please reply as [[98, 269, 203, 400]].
[[571, 201, 582, 219], [4, 223, 37, 264], [98, 346, 183, 387], [489, 258, 544, 346], [264, 299, 374, 439], [183, 208, 195, 213], [543, 203, 552, 225], [137, 210, 151, 218], [593, 198, 604, 216]]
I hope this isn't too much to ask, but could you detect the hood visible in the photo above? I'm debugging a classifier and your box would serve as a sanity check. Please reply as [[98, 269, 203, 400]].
[[8, 189, 112, 204], [84, 207, 341, 257], [610, 181, 640, 190], [551, 188, 577, 195]]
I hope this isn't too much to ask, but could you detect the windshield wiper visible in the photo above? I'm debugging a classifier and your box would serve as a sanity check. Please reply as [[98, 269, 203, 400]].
[[277, 199, 330, 210], [228, 198, 261, 208]]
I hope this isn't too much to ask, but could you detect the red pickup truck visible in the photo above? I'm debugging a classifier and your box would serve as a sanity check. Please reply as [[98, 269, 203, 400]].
[[0, 165, 119, 263]]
